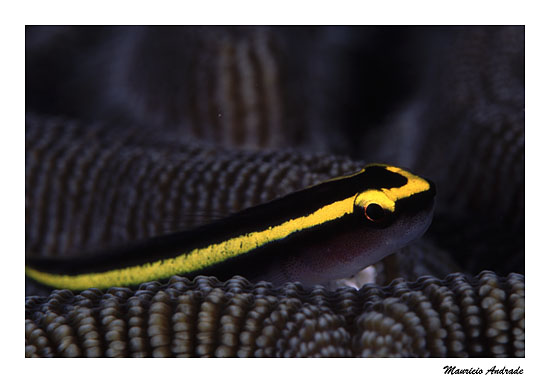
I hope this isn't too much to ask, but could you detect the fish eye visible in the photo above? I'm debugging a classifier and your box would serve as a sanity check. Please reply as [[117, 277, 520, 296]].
[[364, 203, 386, 223]]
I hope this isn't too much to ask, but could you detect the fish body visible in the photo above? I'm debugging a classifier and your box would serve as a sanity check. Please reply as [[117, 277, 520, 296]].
[[25, 164, 436, 290]]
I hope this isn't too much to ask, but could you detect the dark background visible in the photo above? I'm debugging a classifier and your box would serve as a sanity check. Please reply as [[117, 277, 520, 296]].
[[26, 26, 525, 278]]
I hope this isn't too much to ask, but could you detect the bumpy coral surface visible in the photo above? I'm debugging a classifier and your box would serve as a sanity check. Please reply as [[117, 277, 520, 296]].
[[26, 272, 524, 358]]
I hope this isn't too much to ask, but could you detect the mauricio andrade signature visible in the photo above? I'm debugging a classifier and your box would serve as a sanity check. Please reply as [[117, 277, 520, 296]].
[[443, 366, 524, 375]]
